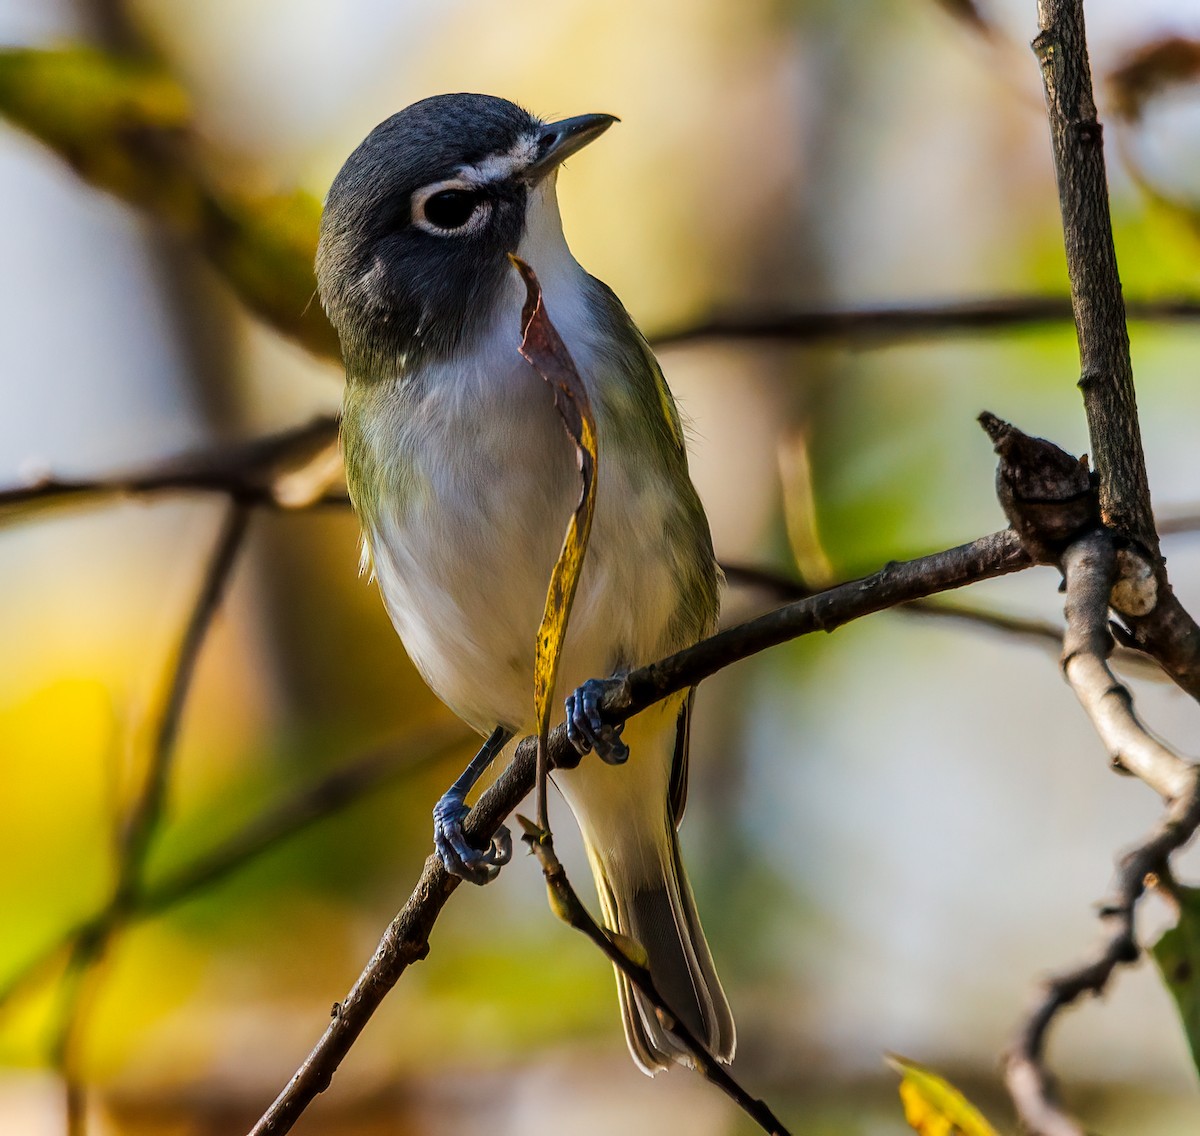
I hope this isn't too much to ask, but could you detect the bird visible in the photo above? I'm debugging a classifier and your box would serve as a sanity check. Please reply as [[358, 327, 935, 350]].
[[316, 93, 734, 1074]]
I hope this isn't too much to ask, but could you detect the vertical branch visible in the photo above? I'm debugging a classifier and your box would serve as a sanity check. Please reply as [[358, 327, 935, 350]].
[[1033, 0, 1157, 555], [1034, 1, 1200, 703], [50, 503, 249, 1127], [114, 503, 251, 903]]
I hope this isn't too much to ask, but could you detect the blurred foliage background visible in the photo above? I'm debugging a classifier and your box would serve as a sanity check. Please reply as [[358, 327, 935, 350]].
[[4, 0, 1200, 1133]]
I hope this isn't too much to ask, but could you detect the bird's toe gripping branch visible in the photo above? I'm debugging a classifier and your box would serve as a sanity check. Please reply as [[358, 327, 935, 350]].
[[565, 677, 630, 765], [431, 725, 514, 885], [433, 793, 513, 885]]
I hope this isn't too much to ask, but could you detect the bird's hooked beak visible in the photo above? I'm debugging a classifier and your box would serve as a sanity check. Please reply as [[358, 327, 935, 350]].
[[522, 113, 618, 183]]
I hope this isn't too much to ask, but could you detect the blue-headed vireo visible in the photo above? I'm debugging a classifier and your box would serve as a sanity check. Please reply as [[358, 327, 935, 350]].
[[315, 93, 734, 1073]]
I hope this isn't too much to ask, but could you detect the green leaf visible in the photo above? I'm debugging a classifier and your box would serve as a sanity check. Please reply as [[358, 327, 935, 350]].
[[0, 45, 338, 358], [886, 1054, 1001, 1136], [1152, 885, 1200, 1076], [0, 47, 191, 214]]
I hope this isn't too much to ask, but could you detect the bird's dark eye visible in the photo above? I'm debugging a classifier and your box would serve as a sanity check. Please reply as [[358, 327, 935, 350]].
[[422, 189, 482, 231]]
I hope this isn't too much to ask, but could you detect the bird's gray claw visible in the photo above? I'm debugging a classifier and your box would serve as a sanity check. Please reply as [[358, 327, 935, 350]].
[[433, 793, 510, 885], [565, 678, 629, 765]]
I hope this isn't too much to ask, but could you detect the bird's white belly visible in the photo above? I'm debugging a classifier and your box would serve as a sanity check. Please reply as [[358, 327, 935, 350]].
[[365, 356, 683, 736]]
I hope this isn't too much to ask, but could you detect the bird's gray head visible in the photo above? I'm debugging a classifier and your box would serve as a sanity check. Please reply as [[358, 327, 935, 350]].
[[317, 93, 616, 370]]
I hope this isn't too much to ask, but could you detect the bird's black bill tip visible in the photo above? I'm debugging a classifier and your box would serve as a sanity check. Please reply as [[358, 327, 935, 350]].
[[524, 112, 619, 182]]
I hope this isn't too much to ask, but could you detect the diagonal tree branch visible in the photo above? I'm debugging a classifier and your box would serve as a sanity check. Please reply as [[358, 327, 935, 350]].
[[0, 417, 342, 516], [248, 526, 1032, 1135], [520, 820, 791, 1135], [114, 504, 251, 901], [51, 501, 249, 1133], [0, 723, 470, 1020]]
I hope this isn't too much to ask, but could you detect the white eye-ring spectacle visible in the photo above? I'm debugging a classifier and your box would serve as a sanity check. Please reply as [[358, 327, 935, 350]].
[[411, 180, 492, 236]]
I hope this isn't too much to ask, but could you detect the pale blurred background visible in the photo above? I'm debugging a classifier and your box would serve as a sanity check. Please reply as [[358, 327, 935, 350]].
[[3, 0, 1200, 1133]]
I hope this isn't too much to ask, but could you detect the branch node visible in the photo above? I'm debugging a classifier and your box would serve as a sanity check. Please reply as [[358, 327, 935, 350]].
[[980, 413, 1099, 561], [1110, 547, 1158, 616]]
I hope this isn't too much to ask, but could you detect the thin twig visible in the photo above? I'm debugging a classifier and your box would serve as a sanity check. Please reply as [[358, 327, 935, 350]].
[[115, 504, 251, 900], [0, 417, 341, 517], [723, 561, 1064, 642], [520, 820, 791, 1136], [1005, 776, 1200, 1136], [1004, 531, 1200, 1134], [0, 724, 469, 1018], [248, 527, 1032, 1135], [1059, 533, 1194, 797], [650, 295, 1200, 351], [47, 502, 249, 1131]]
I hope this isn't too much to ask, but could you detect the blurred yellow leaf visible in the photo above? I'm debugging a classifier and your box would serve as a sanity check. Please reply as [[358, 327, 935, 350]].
[[511, 256, 598, 775], [887, 1054, 1001, 1136], [0, 45, 337, 358], [779, 428, 834, 590]]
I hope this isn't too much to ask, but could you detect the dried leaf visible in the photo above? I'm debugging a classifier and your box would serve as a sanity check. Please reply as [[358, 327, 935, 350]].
[[510, 256, 599, 789], [886, 1054, 1001, 1136], [1152, 885, 1200, 1077], [1110, 37, 1200, 121]]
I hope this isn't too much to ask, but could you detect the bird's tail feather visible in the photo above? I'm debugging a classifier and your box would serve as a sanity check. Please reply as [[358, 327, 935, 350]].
[[590, 821, 736, 1074]]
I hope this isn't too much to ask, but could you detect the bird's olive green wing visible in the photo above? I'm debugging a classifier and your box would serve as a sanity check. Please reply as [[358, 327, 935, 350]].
[[668, 689, 695, 827]]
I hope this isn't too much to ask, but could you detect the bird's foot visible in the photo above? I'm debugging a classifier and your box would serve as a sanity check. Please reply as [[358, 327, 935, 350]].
[[566, 677, 629, 765], [433, 792, 512, 885]]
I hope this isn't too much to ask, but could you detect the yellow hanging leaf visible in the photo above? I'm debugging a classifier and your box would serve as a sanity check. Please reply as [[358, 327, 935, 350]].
[[886, 1054, 1001, 1136], [510, 256, 598, 794]]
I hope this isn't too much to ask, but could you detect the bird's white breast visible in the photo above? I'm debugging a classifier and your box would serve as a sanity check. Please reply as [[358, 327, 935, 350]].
[[360, 182, 685, 734]]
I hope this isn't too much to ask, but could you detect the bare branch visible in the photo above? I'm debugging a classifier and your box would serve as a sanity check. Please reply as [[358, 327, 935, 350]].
[[725, 560, 1173, 680], [1032, 0, 1200, 704], [1005, 766, 1200, 1135], [723, 560, 1064, 645], [45, 500, 248, 1132], [650, 295, 1200, 350], [520, 820, 791, 1136], [115, 504, 250, 897], [0, 418, 341, 517], [249, 527, 1031, 1134], [1004, 529, 1200, 1134], [1034, 0, 1154, 553], [1060, 533, 1194, 798], [0, 724, 468, 1021]]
